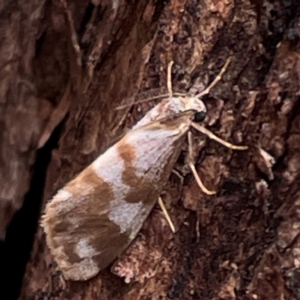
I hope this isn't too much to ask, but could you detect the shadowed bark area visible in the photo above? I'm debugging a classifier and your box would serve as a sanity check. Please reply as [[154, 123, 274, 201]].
[[1, 0, 300, 299]]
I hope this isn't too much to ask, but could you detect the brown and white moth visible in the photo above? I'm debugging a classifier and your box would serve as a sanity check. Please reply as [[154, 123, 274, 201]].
[[42, 61, 247, 281]]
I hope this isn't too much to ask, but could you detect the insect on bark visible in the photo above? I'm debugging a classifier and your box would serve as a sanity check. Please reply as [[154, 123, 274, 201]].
[[42, 58, 248, 281]]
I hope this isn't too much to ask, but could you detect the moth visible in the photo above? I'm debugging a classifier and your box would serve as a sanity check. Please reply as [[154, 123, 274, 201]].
[[42, 59, 247, 281]]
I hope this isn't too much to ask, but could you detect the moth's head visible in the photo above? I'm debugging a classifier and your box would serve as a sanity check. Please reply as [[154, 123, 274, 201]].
[[182, 96, 207, 123]]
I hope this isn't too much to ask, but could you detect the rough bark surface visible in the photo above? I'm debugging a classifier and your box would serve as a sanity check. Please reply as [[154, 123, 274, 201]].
[[1, 0, 300, 299], [0, 0, 46, 240]]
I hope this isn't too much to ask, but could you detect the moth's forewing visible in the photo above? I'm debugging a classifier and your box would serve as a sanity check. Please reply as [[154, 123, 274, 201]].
[[42, 114, 192, 281]]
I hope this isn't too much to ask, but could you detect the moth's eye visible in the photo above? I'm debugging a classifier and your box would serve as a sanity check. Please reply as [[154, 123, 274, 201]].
[[194, 111, 206, 122]]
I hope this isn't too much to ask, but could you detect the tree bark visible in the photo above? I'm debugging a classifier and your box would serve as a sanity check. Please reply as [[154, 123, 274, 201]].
[[2, 0, 300, 299]]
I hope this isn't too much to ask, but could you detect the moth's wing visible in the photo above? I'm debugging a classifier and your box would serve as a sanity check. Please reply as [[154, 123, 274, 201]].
[[42, 176, 137, 281], [42, 119, 189, 281]]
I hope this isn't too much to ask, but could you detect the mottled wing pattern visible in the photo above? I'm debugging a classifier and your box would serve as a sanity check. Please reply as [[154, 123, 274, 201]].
[[42, 115, 191, 281]]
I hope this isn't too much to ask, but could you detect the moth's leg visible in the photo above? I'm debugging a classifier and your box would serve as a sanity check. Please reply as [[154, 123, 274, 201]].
[[158, 197, 176, 233], [171, 169, 184, 185], [187, 131, 216, 195], [160, 169, 182, 233], [191, 122, 248, 150], [196, 216, 201, 241], [167, 61, 174, 97], [195, 57, 233, 98], [116, 61, 175, 111], [115, 93, 171, 110]]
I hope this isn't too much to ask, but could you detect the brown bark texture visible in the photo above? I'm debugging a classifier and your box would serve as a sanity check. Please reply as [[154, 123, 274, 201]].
[[1, 0, 300, 299]]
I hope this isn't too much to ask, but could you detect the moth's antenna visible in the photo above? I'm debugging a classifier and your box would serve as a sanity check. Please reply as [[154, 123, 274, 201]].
[[195, 57, 233, 98], [158, 197, 175, 233]]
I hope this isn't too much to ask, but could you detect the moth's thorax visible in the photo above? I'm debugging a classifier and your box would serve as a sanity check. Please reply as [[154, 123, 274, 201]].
[[133, 96, 206, 129]]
